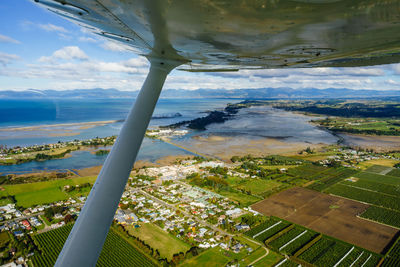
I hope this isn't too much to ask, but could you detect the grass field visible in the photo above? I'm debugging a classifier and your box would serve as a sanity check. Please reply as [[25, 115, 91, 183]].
[[0, 176, 96, 207], [180, 247, 230, 267], [252, 250, 282, 267], [236, 179, 281, 195], [217, 188, 261, 207], [126, 223, 190, 261], [240, 247, 265, 265]]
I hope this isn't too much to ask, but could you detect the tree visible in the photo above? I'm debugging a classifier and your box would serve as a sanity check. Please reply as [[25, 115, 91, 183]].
[[64, 214, 74, 224]]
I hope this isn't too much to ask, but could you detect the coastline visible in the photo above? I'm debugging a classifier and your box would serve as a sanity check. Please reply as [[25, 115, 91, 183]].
[[0, 120, 121, 132]]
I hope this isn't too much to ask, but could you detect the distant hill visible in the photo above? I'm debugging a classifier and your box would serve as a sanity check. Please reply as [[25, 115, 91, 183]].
[[1, 87, 400, 99]]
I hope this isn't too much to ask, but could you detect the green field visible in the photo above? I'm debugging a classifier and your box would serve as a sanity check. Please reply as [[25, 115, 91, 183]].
[[365, 165, 392, 174], [236, 179, 281, 195], [0, 176, 96, 207], [353, 172, 400, 185], [387, 168, 400, 177], [180, 247, 230, 267], [126, 223, 190, 261], [326, 183, 400, 211], [252, 250, 282, 267], [322, 169, 400, 228], [306, 167, 358, 192], [240, 247, 265, 265], [361, 206, 400, 228], [31, 224, 156, 267], [217, 188, 261, 207]]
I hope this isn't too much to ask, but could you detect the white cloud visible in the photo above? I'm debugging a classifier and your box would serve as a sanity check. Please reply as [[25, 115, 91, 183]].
[[39, 46, 88, 62], [38, 23, 68, 33], [0, 34, 20, 44], [0, 52, 20, 66], [392, 64, 400, 75], [78, 36, 97, 43], [101, 41, 132, 52]]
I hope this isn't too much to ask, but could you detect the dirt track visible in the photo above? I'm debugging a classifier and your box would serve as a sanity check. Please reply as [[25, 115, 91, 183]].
[[251, 187, 399, 253]]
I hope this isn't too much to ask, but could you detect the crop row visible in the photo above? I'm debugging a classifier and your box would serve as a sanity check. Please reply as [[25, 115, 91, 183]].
[[381, 257, 400, 267], [268, 228, 304, 251], [274, 258, 298, 267], [298, 236, 380, 267], [31, 224, 155, 267], [365, 165, 391, 174], [278, 231, 318, 256], [326, 183, 400, 211], [361, 206, 400, 228], [382, 237, 400, 267], [308, 168, 358, 191], [312, 241, 352, 266], [354, 172, 400, 186], [287, 164, 327, 179], [244, 217, 282, 237], [298, 238, 335, 263], [387, 168, 400, 177], [342, 179, 400, 197]]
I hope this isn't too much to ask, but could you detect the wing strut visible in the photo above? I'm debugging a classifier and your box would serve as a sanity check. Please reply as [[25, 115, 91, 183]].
[[55, 57, 181, 266]]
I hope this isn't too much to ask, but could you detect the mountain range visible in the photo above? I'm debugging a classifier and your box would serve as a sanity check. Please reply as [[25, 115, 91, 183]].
[[1, 87, 400, 99]]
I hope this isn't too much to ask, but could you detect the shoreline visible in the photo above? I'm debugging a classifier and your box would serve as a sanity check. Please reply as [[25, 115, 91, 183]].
[[0, 120, 121, 132]]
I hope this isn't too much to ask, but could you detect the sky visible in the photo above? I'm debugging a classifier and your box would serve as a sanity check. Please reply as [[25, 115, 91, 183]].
[[0, 0, 400, 92]]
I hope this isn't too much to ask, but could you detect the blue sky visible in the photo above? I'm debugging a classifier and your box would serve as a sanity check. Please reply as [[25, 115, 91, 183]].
[[0, 0, 400, 91]]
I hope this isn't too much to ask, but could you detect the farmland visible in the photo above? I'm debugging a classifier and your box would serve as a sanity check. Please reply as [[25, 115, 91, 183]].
[[365, 164, 393, 174], [31, 224, 156, 267], [361, 206, 400, 228], [251, 187, 398, 253], [323, 167, 400, 228], [306, 167, 358, 191], [326, 183, 400, 211], [245, 217, 381, 267], [298, 236, 381, 267], [353, 171, 400, 185], [387, 168, 400, 177], [382, 237, 400, 267]]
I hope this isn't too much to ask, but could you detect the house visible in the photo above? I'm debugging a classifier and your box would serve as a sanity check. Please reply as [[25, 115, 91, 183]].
[[21, 220, 31, 230], [13, 231, 24, 237]]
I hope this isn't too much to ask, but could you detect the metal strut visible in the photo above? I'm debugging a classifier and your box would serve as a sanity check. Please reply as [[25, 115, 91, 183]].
[[55, 58, 180, 266]]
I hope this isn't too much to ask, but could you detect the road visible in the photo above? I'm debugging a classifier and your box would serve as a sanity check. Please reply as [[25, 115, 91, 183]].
[[241, 235, 270, 266]]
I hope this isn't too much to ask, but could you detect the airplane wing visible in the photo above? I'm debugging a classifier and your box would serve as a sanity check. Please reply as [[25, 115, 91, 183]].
[[36, 0, 400, 70]]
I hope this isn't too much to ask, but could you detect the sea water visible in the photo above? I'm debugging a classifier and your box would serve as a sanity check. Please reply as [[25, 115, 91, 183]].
[[0, 98, 237, 174]]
